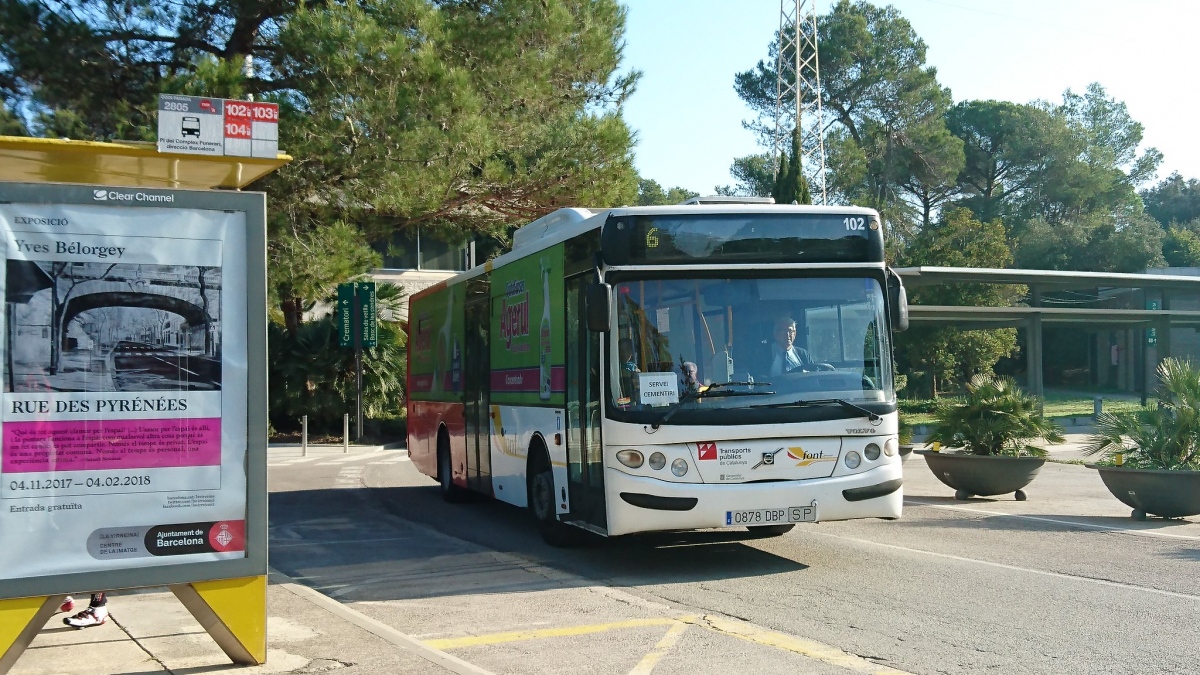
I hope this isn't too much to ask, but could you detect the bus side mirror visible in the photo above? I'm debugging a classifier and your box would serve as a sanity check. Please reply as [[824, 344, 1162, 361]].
[[889, 278, 909, 333], [586, 283, 612, 332]]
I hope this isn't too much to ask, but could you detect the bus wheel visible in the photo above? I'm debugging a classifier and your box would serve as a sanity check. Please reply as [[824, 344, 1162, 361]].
[[528, 447, 579, 547], [747, 524, 794, 537], [438, 430, 468, 503]]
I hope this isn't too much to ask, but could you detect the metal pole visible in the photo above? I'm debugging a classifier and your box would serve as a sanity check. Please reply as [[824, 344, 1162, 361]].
[[354, 283, 364, 441], [343, 414, 349, 453], [356, 347, 363, 441], [301, 415, 308, 456]]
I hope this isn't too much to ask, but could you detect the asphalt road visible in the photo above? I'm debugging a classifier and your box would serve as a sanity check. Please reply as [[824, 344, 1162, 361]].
[[267, 447, 1200, 675]]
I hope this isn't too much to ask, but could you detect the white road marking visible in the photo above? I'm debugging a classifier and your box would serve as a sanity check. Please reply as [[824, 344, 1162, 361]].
[[905, 499, 1200, 542], [807, 530, 1200, 601]]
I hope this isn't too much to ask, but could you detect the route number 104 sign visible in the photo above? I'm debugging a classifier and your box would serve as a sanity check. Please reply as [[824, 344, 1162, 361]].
[[157, 94, 279, 159]]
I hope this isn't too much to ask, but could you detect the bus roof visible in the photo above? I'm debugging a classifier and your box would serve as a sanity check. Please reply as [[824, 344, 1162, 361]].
[[410, 203, 883, 302]]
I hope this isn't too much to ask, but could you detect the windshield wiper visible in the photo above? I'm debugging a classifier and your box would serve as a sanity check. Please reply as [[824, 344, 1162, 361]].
[[650, 381, 773, 430], [751, 398, 881, 423]]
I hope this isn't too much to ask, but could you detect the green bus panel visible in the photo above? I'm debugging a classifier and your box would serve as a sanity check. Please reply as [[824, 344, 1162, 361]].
[[490, 243, 566, 406], [408, 283, 465, 402]]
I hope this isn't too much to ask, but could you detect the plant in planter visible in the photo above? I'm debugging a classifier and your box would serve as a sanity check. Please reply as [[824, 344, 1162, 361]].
[[1083, 357, 1200, 520], [917, 373, 1064, 500]]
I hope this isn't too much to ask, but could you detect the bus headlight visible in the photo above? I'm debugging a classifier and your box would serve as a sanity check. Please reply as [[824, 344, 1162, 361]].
[[648, 452, 667, 470], [883, 438, 898, 457], [617, 449, 644, 468], [671, 458, 689, 476], [844, 451, 861, 469], [864, 443, 881, 461]]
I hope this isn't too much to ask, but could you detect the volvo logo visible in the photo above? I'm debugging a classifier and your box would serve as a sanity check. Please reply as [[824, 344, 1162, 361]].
[[752, 448, 782, 470]]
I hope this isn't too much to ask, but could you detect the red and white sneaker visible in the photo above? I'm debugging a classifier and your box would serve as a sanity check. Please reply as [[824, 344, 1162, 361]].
[[63, 606, 108, 629], [58, 596, 76, 613]]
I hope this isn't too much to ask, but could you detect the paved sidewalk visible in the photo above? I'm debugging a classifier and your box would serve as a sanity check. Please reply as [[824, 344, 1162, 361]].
[[10, 572, 487, 675]]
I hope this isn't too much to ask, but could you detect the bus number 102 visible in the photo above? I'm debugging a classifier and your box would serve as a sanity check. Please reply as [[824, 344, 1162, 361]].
[[844, 217, 866, 231]]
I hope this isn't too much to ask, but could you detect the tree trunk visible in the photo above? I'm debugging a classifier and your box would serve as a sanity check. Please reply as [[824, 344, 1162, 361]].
[[282, 297, 303, 336]]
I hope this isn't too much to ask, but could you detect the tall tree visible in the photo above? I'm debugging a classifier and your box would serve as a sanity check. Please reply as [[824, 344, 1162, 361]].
[[1142, 173, 1200, 227], [946, 100, 1063, 225], [772, 128, 811, 205], [715, 153, 774, 198], [637, 178, 698, 206], [1020, 84, 1160, 228], [2, 0, 642, 329], [1014, 212, 1166, 273], [896, 208, 1021, 396], [732, 1, 955, 243]]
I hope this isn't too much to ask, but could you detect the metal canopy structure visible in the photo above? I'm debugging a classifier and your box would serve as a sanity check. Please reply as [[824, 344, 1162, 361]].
[[893, 266, 1200, 402], [0, 136, 291, 190]]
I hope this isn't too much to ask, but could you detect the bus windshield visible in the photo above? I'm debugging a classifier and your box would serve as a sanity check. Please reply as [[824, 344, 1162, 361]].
[[608, 275, 893, 425]]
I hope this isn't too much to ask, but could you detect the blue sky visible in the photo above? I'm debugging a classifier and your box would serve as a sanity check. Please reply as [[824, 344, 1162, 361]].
[[620, 0, 1199, 196]]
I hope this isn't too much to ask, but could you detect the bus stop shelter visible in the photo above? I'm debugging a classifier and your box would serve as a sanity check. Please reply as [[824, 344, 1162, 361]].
[[894, 266, 1200, 403], [0, 135, 289, 674]]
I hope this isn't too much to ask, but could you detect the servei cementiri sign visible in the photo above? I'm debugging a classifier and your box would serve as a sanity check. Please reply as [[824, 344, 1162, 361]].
[[157, 94, 278, 159]]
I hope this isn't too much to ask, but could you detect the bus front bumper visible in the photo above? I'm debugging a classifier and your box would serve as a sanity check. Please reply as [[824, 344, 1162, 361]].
[[603, 463, 903, 536]]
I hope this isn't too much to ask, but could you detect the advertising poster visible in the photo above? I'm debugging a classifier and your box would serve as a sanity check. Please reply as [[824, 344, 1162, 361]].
[[0, 199, 249, 581], [407, 283, 464, 402], [490, 243, 565, 406]]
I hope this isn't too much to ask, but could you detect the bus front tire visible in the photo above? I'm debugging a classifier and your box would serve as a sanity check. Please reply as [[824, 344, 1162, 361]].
[[747, 524, 794, 537], [528, 447, 580, 547], [438, 431, 469, 503]]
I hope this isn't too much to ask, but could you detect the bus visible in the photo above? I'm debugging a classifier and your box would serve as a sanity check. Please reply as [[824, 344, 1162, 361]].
[[406, 201, 910, 544]]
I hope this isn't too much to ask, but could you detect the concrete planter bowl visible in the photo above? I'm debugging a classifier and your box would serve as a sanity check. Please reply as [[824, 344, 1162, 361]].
[[915, 450, 1045, 501], [1088, 465, 1200, 520]]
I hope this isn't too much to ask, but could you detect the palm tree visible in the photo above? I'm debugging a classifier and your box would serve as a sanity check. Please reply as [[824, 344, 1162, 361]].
[[927, 373, 1064, 456], [1083, 358, 1200, 470]]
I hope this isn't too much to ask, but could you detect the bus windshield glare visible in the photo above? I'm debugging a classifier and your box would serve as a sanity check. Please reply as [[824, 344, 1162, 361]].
[[609, 275, 893, 425]]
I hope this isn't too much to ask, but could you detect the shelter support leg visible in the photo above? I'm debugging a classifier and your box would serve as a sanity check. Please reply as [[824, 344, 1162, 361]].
[[170, 575, 267, 666], [0, 595, 68, 675]]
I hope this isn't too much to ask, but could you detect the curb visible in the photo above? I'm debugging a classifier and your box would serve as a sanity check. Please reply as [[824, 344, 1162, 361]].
[[267, 568, 494, 675]]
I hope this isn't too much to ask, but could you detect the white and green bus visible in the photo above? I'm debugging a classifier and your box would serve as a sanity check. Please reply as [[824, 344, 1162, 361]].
[[407, 201, 909, 544]]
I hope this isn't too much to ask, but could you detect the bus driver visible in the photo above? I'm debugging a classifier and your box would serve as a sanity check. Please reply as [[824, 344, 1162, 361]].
[[768, 316, 823, 376]]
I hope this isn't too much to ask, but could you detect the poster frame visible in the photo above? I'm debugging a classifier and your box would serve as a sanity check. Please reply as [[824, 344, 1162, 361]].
[[0, 181, 268, 600]]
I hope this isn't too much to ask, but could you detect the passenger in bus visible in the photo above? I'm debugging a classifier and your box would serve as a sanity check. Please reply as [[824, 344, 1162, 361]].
[[679, 361, 707, 395], [767, 316, 828, 375]]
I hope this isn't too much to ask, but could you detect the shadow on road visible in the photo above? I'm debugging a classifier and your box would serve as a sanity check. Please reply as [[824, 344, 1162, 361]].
[[267, 484, 808, 601], [901, 498, 1198, 533]]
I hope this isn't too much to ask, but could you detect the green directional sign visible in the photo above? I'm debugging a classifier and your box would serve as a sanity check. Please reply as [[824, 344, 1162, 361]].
[[337, 283, 355, 347], [359, 281, 377, 347], [338, 282, 377, 348], [1147, 300, 1160, 346]]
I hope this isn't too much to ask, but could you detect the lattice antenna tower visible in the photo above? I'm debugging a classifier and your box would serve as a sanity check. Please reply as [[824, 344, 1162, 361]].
[[773, 0, 827, 204]]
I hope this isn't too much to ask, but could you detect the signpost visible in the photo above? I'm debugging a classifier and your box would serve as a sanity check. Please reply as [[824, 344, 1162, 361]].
[[337, 282, 377, 439]]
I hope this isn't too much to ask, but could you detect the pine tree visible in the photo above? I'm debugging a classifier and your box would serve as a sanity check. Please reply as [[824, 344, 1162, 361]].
[[772, 127, 811, 205]]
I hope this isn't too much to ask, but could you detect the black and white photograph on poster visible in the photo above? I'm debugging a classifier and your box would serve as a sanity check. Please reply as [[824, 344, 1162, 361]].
[[5, 261, 222, 393]]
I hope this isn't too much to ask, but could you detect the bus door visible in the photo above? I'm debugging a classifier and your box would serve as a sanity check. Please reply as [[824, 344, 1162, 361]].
[[565, 276, 606, 529], [463, 278, 492, 494]]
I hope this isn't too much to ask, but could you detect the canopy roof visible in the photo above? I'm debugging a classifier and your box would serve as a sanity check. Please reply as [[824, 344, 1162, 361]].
[[0, 135, 290, 190], [894, 266, 1200, 291]]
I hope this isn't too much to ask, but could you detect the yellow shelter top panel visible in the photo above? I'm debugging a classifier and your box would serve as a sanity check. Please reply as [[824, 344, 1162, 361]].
[[0, 136, 291, 190]]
